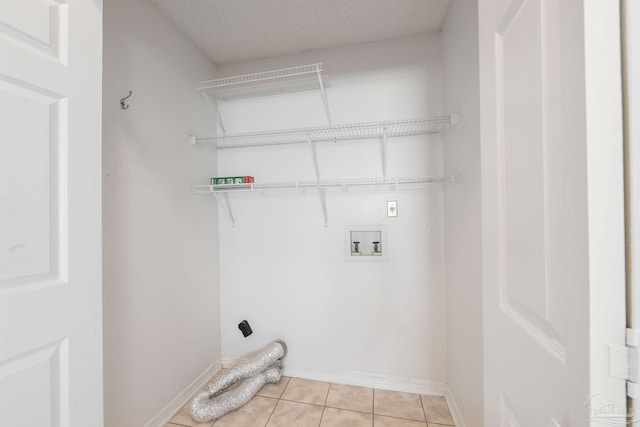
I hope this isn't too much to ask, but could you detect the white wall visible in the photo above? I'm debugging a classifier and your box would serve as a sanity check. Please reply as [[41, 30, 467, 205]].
[[215, 34, 448, 390], [102, 0, 220, 425], [441, 0, 484, 425]]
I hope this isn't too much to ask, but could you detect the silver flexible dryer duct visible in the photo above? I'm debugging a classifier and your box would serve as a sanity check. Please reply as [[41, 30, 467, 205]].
[[190, 340, 287, 423]]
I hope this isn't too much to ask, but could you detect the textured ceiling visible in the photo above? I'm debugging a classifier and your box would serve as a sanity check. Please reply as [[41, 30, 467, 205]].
[[151, 0, 451, 64]]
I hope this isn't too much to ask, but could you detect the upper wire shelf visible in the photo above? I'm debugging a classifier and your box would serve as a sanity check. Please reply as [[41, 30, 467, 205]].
[[195, 116, 457, 149], [192, 175, 456, 194], [197, 63, 330, 102]]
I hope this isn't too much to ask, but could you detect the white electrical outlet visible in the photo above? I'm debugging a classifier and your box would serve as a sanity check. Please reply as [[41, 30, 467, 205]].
[[387, 201, 398, 217]]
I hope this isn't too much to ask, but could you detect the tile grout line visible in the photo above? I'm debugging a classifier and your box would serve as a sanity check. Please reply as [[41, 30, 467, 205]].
[[372, 388, 376, 426], [318, 382, 332, 427], [324, 404, 374, 415], [373, 388, 432, 425], [374, 413, 432, 424], [319, 405, 326, 426], [420, 392, 428, 425], [318, 383, 333, 427], [279, 397, 326, 407], [323, 383, 331, 406], [261, 396, 278, 427], [263, 378, 289, 427], [421, 395, 456, 427]]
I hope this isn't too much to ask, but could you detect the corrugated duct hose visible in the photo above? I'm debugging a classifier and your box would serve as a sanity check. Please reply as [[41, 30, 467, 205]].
[[190, 340, 287, 423]]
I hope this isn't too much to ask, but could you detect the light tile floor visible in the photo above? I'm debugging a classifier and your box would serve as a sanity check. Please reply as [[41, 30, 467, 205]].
[[165, 375, 455, 427]]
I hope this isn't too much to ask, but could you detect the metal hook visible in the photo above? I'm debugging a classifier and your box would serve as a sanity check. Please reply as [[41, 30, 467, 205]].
[[120, 90, 133, 110]]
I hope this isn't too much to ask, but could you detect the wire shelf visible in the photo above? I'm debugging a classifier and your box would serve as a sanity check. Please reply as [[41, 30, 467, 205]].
[[192, 175, 456, 194], [197, 63, 330, 101], [196, 116, 456, 149]]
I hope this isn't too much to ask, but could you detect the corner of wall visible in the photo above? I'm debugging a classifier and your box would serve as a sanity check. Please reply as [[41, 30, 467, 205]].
[[440, 0, 484, 425], [102, 0, 221, 425]]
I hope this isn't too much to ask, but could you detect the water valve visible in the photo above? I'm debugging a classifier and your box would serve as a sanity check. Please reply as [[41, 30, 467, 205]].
[[346, 226, 387, 261]]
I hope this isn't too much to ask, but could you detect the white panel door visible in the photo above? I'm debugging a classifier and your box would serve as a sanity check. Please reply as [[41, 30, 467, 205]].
[[0, 1, 103, 426], [479, 0, 626, 425]]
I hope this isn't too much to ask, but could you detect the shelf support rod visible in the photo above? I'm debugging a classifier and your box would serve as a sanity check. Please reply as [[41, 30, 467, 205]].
[[203, 91, 226, 136], [307, 133, 327, 226], [217, 109, 226, 136], [316, 68, 332, 125], [212, 192, 235, 226], [307, 134, 320, 180], [319, 189, 328, 227], [381, 126, 388, 178]]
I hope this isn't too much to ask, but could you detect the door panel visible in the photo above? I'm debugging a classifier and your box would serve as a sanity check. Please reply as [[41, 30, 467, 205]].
[[0, 0, 66, 62], [480, 0, 626, 425], [0, 76, 64, 287], [498, 0, 567, 361], [0, 340, 68, 427], [0, 1, 103, 426]]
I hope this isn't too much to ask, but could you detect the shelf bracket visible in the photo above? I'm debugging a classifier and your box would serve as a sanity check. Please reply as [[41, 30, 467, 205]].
[[307, 134, 321, 180], [202, 91, 226, 136], [213, 192, 235, 226], [217, 109, 226, 136], [307, 133, 327, 226], [315, 67, 332, 126], [381, 126, 388, 178], [318, 188, 328, 227]]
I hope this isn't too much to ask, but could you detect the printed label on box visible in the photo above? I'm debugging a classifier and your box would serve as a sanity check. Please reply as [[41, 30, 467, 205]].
[[210, 176, 255, 185]]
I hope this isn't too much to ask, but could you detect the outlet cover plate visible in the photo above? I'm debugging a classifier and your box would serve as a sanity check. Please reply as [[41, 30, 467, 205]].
[[387, 201, 398, 217]]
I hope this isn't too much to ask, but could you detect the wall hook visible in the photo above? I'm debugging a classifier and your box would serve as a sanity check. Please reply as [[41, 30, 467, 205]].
[[120, 90, 133, 110]]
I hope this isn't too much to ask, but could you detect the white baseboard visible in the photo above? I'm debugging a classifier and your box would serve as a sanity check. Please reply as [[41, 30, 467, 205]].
[[444, 385, 466, 427], [221, 355, 238, 368], [144, 359, 222, 427], [283, 367, 448, 396], [222, 356, 446, 396]]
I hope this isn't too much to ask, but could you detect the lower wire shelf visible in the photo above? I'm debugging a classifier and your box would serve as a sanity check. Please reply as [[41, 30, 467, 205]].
[[192, 175, 456, 194]]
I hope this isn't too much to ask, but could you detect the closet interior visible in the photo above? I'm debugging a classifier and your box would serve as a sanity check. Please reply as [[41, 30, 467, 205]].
[[102, 1, 482, 426]]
